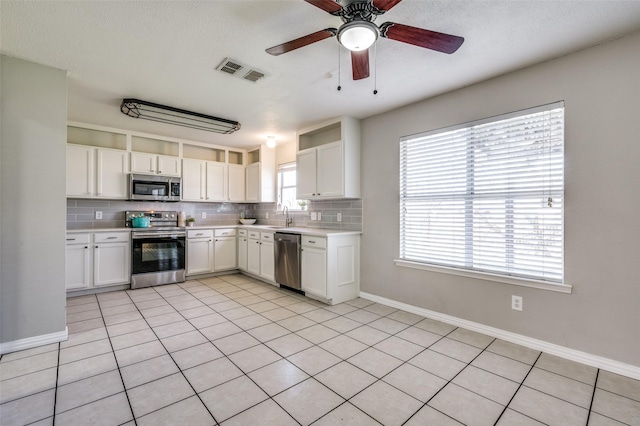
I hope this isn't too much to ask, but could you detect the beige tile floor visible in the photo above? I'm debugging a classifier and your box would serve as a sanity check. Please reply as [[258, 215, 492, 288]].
[[1, 273, 639, 425]]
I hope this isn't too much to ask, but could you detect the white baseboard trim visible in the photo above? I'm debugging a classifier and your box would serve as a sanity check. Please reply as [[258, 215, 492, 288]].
[[0, 328, 68, 355], [360, 292, 640, 381]]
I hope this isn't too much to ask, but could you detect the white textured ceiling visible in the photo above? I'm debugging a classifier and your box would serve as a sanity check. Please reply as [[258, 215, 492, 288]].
[[2, 0, 640, 148]]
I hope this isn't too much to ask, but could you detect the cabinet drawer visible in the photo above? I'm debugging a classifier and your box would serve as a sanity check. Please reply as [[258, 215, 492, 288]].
[[248, 231, 260, 239], [215, 228, 236, 237], [66, 234, 91, 245], [238, 229, 248, 237], [261, 232, 274, 242], [188, 229, 213, 239], [94, 232, 129, 243], [302, 235, 326, 249]]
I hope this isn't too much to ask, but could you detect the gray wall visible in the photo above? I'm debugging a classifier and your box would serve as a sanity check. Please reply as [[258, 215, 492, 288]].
[[1, 56, 67, 346], [361, 32, 640, 366]]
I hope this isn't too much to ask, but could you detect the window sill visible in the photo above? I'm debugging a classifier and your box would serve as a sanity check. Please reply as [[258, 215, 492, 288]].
[[394, 259, 572, 294]]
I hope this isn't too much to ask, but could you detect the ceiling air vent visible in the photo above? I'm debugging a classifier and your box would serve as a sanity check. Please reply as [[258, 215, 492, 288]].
[[216, 58, 266, 83], [242, 69, 265, 82], [217, 58, 244, 76]]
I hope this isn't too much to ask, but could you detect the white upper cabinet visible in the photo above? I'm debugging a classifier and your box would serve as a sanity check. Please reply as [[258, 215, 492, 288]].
[[296, 116, 360, 200], [182, 158, 206, 201], [67, 145, 128, 199], [131, 152, 181, 177], [66, 126, 129, 199], [130, 136, 181, 176], [206, 161, 227, 202], [245, 145, 275, 203], [228, 164, 245, 202]]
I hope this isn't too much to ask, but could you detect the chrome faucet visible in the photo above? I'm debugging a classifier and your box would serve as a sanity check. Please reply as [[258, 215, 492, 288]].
[[283, 206, 292, 227]]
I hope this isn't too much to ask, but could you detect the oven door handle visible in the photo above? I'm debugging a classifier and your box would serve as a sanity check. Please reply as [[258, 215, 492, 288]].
[[132, 233, 185, 239]]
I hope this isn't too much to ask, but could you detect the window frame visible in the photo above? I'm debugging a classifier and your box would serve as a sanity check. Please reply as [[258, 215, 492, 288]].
[[396, 102, 571, 293], [276, 162, 307, 212]]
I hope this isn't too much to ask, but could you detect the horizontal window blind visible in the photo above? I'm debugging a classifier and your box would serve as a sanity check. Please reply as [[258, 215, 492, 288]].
[[400, 103, 564, 282]]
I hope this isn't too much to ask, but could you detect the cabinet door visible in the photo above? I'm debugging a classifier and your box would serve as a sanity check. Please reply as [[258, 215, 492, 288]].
[[316, 142, 343, 198], [245, 163, 260, 202], [130, 152, 156, 174], [187, 238, 214, 275], [94, 242, 130, 287], [65, 244, 91, 290], [182, 159, 206, 201], [96, 149, 129, 199], [158, 155, 181, 177], [206, 162, 227, 202], [301, 247, 327, 298], [228, 164, 245, 202], [215, 237, 237, 271], [260, 241, 275, 282], [237, 237, 248, 271], [67, 145, 95, 197], [247, 239, 261, 276], [296, 150, 317, 199]]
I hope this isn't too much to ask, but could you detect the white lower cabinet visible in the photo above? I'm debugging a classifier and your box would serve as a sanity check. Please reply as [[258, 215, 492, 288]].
[[65, 232, 130, 292], [259, 233, 275, 283], [237, 229, 248, 271], [301, 234, 360, 305], [214, 229, 237, 271], [187, 230, 214, 275], [244, 230, 275, 283], [247, 231, 261, 276], [186, 228, 237, 276]]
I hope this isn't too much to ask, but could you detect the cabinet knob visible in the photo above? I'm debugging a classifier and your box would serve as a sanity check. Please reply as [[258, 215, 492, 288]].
[[84, 246, 88, 249], [95, 245, 99, 248]]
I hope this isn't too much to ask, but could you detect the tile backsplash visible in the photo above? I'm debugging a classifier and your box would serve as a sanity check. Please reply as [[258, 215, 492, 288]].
[[67, 199, 362, 231]]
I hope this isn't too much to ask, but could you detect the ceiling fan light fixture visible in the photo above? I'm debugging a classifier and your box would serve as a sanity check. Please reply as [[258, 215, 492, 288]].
[[338, 21, 378, 51]]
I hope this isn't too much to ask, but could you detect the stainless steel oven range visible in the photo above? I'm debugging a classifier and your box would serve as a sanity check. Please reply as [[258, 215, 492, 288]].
[[126, 211, 186, 289]]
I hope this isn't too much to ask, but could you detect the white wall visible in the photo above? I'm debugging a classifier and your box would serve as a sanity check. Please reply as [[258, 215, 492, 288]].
[[0, 56, 67, 349], [276, 140, 296, 166], [361, 32, 640, 366]]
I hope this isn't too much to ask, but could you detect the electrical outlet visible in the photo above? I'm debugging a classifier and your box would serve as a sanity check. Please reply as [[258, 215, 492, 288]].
[[311, 212, 317, 221], [337, 212, 342, 222], [95, 211, 102, 220], [512, 295, 523, 311], [317, 212, 322, 220], [266, 212, 269, 219], [201, 212, 207, 219]]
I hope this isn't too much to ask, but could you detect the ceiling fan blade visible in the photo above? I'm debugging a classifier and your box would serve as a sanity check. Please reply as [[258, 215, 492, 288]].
[[372, 0, 403, 13], [304, 0, 342, 14], [266, 28, 337, 56], [379, 22, 464, 54], [351, 50, 370, 80]]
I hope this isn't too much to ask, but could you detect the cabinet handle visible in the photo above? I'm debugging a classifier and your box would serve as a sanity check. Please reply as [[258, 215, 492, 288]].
[[106, 236, 117, 239], [66, 238, 76, 241], [309, 241, 316, 244], [196, 233, 204, 236]]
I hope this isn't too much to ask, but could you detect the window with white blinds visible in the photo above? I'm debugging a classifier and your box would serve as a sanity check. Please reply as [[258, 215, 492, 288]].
[[399, 102, 564, 283]]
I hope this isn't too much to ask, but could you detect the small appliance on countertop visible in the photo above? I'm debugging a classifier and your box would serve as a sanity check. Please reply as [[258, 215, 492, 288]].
[[126, 210, 186, 289]]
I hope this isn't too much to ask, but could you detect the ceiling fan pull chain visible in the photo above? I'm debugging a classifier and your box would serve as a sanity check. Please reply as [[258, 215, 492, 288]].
[[373, 42, 378, 95], [337, 45, 342, 91]]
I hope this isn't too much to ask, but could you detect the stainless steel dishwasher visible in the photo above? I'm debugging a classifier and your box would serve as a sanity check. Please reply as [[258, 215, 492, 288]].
[[274, 232, 301, 290]]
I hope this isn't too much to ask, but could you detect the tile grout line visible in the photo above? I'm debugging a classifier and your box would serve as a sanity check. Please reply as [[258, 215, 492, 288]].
[[492, 351, 542, 426], [122, 286, 221, 424], [51, 341, 61, 425], [585, 369, 600, 426], [96, 294, 138, 426]]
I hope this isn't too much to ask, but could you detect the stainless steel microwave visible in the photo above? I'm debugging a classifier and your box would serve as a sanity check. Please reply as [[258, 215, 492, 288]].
[[129, 174, 181, 202]]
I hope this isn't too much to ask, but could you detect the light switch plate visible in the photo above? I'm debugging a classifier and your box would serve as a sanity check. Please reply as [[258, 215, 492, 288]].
[[201, 212, 207, 219], [95, 211, 102, 220]]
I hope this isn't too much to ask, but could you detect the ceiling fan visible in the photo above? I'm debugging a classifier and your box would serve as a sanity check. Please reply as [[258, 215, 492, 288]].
[[265, 0, 464, 81]]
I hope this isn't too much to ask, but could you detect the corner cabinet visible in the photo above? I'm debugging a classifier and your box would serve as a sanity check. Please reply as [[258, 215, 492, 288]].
[[296, 116, 360, 200]]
